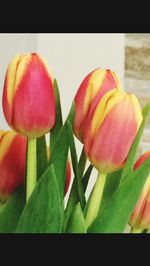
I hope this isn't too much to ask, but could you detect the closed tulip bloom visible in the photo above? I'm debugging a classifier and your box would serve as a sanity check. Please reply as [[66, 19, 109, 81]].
[[3, 53, 55, 138], [84, 89, 142, 174], [129, 151, 150, 230], [0, 130, 27, 202], [73, 68, 122, 142], [47, 147, 71, 196], [74, 68, 120, 142]]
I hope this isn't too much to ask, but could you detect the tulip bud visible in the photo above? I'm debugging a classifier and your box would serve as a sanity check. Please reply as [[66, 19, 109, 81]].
[[0, 130, 27, 202], [84, 89, 142, 174], [129, 151, 150, 230], [3, 53, 56, 138], [73, 68, 122, 142], [47, 147, 71, 196]]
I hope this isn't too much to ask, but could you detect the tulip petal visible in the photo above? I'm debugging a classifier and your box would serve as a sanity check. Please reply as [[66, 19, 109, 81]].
[[85, 92, 142, 173]]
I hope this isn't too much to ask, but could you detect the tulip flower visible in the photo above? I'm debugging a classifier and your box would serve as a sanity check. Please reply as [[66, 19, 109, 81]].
[[2, 53, 55, 139], [84, 89, 142, 228], [47, 147, 71, 196], [0, 130, 27, 202], [2, 53, 56, 201], [84, 89, 142, 174], [73, 68, 122, 142], [129, 151, 150, 232]]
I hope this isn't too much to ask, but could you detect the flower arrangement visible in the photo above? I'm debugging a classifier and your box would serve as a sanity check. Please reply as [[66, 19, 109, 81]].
[[0, 52, 150, 233]]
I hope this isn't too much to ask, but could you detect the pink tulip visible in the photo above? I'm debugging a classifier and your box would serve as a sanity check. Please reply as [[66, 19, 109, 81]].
[[73, 68, 122, 142], [3, 53, 56, 138], [84, 89, 142, 173]]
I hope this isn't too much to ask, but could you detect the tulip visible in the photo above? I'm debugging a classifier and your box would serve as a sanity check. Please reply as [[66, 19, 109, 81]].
[[84, 89, 142, 228], [47, 147, 71, 196], [0, 130, 27, 202], [129, 151, 150, 232], [2, 53, 55, 139], [84, 89, 143, 174], [2, 53, 56, 201], [73, 68, 122, 142]]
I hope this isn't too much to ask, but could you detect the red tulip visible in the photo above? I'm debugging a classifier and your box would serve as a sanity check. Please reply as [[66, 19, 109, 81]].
[[2, 53, 56, 138], [73, 68, 122, 142], [129, 151, 150, 229], [84, 89, 142, 173], [0, 130, 27, 202]]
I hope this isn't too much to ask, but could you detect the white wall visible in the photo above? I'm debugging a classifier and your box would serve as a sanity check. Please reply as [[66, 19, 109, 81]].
[[37, 34, 125, 120], [0, 33, 125, 198]]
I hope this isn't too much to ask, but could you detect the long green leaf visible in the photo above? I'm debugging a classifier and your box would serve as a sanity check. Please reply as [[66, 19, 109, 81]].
[[49, 103, 75, 202], [142, 101, 150, 117], [66, 203, 87, 233], [37, 135, 48, 180], [100, 169, 122, 211], [67, 121, 86, 208], [64, 149, 87, 230], [82, 164, 93, 192], [0, 187, 25, 233], [121, 101, 150, 182], [50, 79, 63, 153], [16, 164, 62, 233], [89, 157, 150, 233]]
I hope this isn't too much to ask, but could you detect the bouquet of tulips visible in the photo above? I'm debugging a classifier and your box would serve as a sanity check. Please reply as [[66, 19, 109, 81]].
[[0, 53, 150, 233]]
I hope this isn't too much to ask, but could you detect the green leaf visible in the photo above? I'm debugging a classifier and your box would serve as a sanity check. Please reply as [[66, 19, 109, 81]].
[[50, 79, 63, 153], [120, 119, 146, 182], [100, 169, 122, 211], [49, 103, 75, 202], [49, 124, 69, 203], [66, 203, 87, 233], [142, 101, 150, 117], [82, 164, 93, 192], [37, 135, 48, 180], [67, 121, 86, 209], [16, 164, 62, 233], [64, 148, 87, 230], [0, 187, 25, 233], [88, 157, 150, 233]]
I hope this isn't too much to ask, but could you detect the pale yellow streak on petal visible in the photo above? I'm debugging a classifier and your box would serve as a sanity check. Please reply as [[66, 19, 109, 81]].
[[91, 89, 124, 136], [7, 54, 23, 105], [111, 71, 123, 90], [14, 53, 32, 91], [0, 130, 6, 140], [37, 54, 54, 83], [83, 69, 106, 114], [129, 94, 143, 127], [0, 131, 16, 161]]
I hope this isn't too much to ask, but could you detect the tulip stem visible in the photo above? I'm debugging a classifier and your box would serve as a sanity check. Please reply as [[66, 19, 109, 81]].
[[85, 172, 107, 229], [130, 227, 143, 233], [26, 138, 37, 202]]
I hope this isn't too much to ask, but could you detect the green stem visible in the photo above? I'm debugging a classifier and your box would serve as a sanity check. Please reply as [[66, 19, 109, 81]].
[[85, 172, 107, 229], [26, 138, 37, 202], [130, 227, 143, 233]]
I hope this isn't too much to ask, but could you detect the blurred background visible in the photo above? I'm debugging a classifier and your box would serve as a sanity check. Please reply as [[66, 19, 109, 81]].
[[0, 33, 149, 203]]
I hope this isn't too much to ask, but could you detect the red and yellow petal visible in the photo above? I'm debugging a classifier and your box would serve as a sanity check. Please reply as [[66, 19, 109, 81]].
[[74, 68, 122, 142], [84, 91, 142, 173], [3, 53, 56, 138]]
